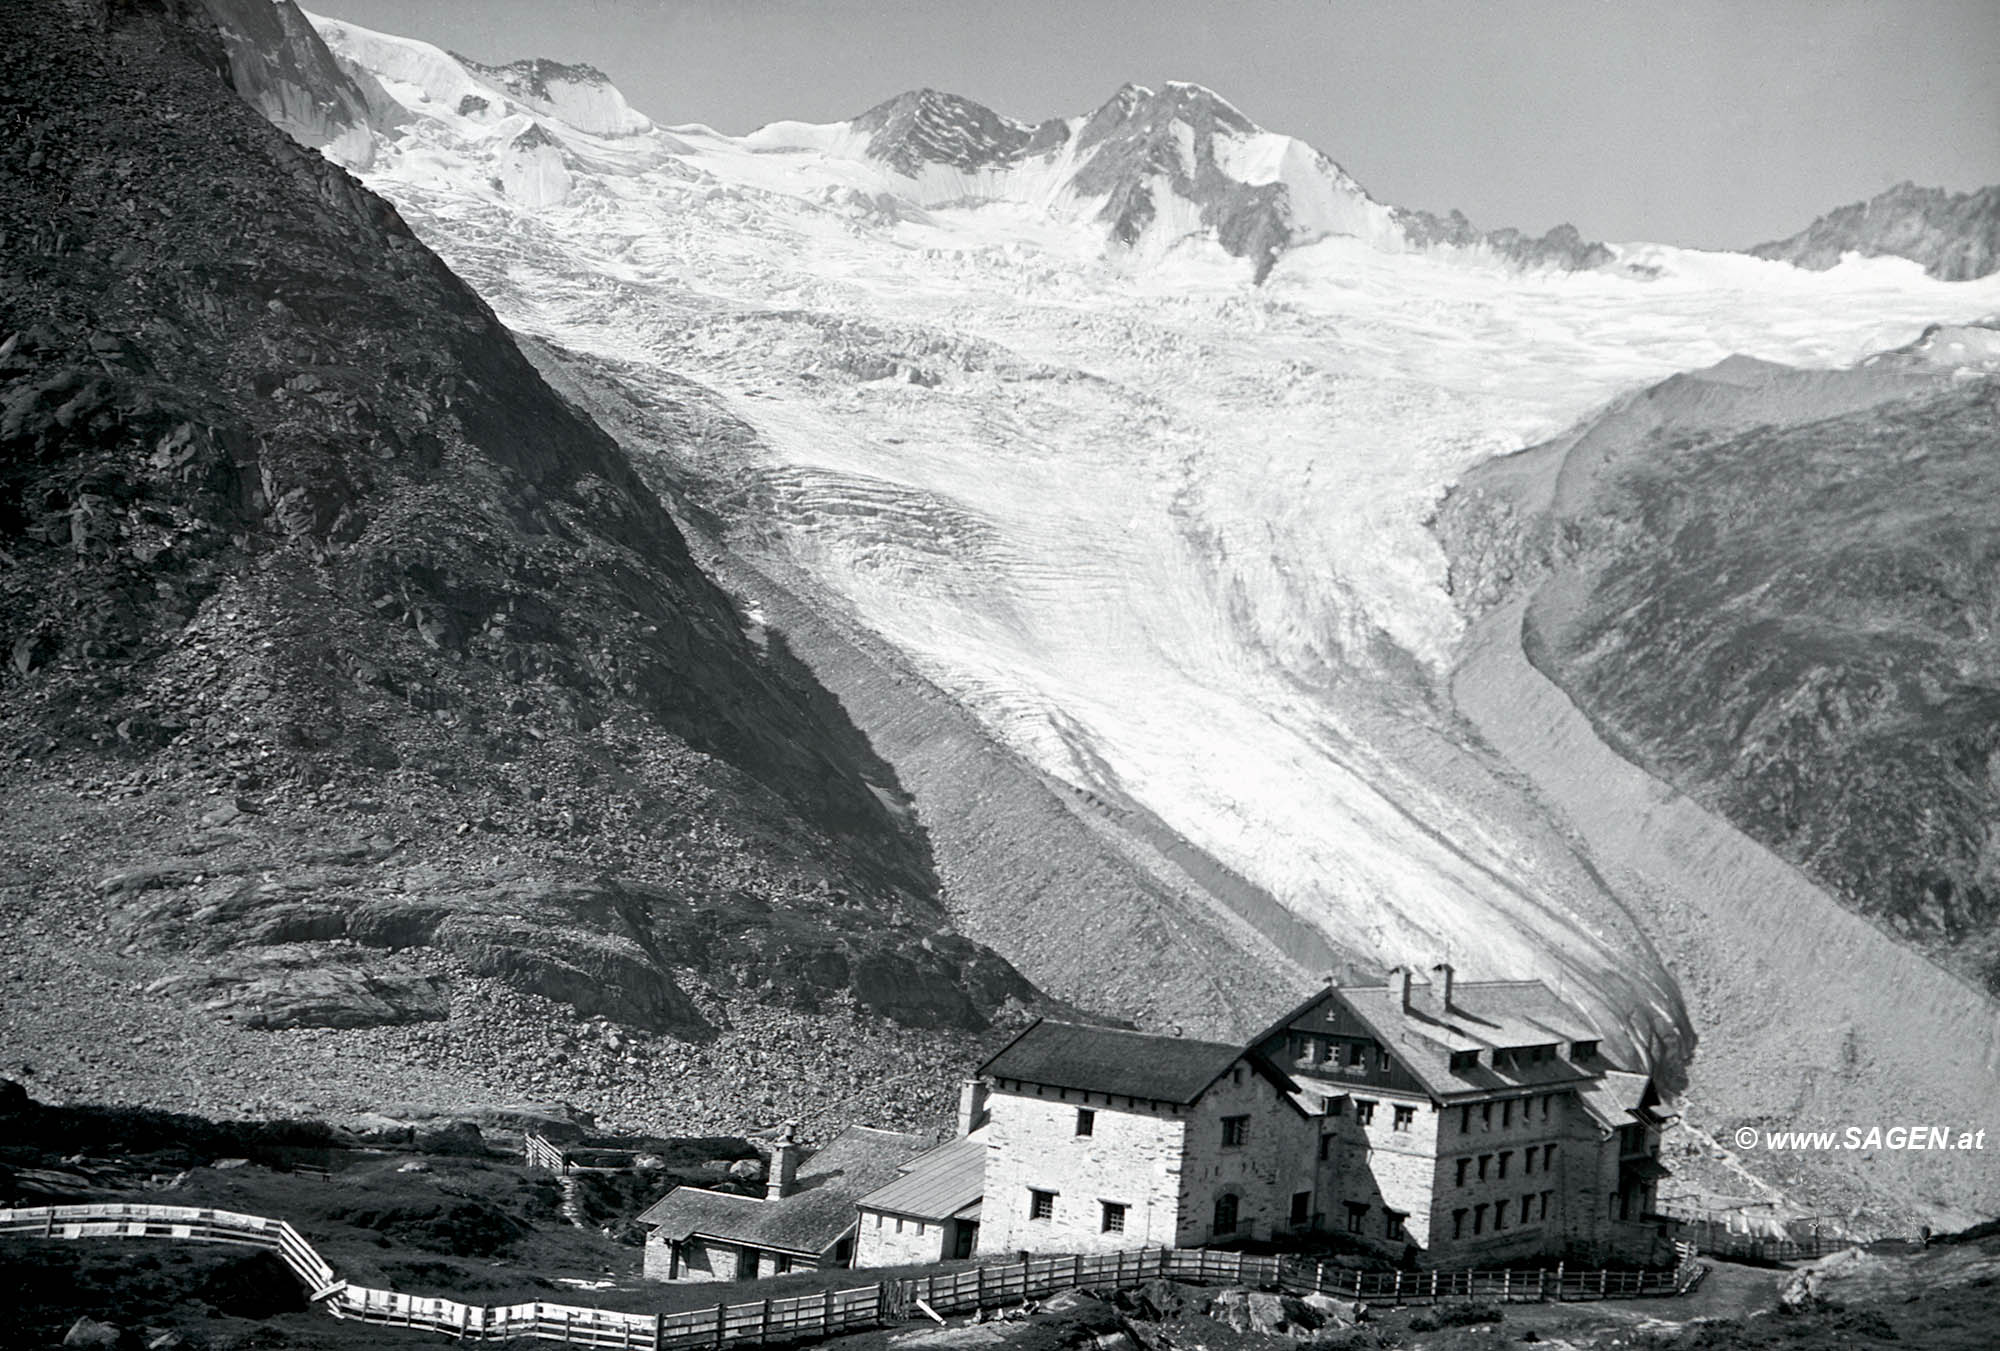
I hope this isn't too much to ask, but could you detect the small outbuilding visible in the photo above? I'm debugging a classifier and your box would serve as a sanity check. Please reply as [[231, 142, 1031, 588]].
[[638, 1125, 929, 1282], [854, 1127, 988, 1266]]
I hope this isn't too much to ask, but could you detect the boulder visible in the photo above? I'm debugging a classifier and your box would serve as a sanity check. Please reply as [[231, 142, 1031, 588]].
[[1206, 1289, 1322, 1338], [62, 1319, 123, 1349]]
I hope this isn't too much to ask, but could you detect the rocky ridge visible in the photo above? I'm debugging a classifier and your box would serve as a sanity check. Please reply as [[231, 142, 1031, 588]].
[[1751, 181, 2000, 281], [0, 0, 1047, 1124]]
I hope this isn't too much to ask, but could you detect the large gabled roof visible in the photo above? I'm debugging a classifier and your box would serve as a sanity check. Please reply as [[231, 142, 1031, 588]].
[[636, 1126, 928, 1255], [1260, 979, 1607, 1101], [978, 1019, 1296, 1105]]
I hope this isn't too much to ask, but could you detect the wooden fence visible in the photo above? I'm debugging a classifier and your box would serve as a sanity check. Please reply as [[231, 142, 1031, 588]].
[[1, 1203, 1706, 1349]]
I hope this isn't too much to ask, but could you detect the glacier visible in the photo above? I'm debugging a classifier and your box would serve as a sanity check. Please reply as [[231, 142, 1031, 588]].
[[304, 11, 2000, 1087]]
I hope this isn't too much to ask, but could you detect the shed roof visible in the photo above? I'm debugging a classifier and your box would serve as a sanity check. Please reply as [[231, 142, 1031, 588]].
[[636, 1126, 928, 1256], [1576, 1069, 1656, 1134], [856, 1129, 987, 1222], [978, 1019, 1263, 1105]]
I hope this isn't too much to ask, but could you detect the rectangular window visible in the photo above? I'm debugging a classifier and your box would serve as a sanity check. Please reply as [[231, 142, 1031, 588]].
[[1221, 1115, 1250, 1148], [1573, 1040, 1598, 1060], [1460, 1105, 1471, 1134], [1542, 1096, 1552, 1121], [1344, 1202, 1368, 1234], [1377, 1049, 1391, 1072], [1522, 1193, 1535, 1225], [1075, 1108, 1095, 1136], [1541, 1190, 1553, 1220], [1354, 1100, 1376, 1126], [1481, 1103, 1493, 1131], [1503, 1099, 1514, 1128], [1477, 1154, 1491, 1181], [1348, 1043, 1365, 1067], [1214, 1193, 1239, 1235], [1524, 1148, 1535, 1175], [1319, 1133, 1335, 1161], [1450, 1050, 1478, 1072], [1494, 1200, 1508, 1230], [1544, 1143, 1558, 1170], [1385, 1211, 1406, 1241], [1497, 1150, 1511, 1179], [1327, 1096, 1345, 1116], [1029, 1189, 1056, 1221], [1392, 1105, 1415, 1132], [1290, 1192, 1311, 1227], [1473, 1203, 1487, 1235], [1101, 1202, 1126, 1233], [1455, 1157, 1470, 1187], [1452, 1209, 1467, 1240]]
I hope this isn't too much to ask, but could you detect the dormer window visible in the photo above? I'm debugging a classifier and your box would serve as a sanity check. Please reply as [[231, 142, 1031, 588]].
[[1450, 1050, 1480, 1073], [1572, 1040, 1599, 1060]]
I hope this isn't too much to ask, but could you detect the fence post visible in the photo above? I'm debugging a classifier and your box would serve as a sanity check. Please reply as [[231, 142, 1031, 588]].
[[1553, 1261, 1563, 1302], [713, 1301, 727, 1350], [760, 1299, 771, 1345], [1502, 1270, 1510, 1302], [653, 1313, 664, 1351], [1597, 1269, 1607, 1297], [1393, 1271, 1402, 1302], [1536, 1270, 1545, 1302], [1022, 1255, 1032, 1299]]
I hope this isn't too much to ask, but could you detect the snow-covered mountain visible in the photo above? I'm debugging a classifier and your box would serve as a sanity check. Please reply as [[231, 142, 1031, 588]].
[[255, 8, 2000, 1220]]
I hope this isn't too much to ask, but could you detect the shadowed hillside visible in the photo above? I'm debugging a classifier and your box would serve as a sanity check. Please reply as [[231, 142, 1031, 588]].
[[0, 0, 1043, 1133]]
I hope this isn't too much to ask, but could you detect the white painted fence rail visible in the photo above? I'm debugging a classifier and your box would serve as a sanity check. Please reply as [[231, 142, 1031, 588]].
[[2, 1203, 1708, 1347]]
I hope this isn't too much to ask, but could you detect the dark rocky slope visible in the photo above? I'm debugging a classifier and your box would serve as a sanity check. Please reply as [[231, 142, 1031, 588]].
[[1751, 181, 2000, 280], [0, 0, 1041, 1130], [1438, 351, 2000, 993]]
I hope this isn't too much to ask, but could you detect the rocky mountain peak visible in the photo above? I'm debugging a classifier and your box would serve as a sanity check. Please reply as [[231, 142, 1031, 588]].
[[852, 88, 1036, 176], [1750, 180, 2000, 280]]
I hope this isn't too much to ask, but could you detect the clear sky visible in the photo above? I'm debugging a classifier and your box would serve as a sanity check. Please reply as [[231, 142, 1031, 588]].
[[306, 0, 2000, 249]]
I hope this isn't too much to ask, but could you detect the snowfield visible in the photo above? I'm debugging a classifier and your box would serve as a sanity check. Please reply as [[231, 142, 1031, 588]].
[[311, 13, 2000, 1066]]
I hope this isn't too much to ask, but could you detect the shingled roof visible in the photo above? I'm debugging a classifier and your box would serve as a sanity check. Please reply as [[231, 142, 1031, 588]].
[[636, 1126, 928, 1257], [978, 1019, 1280, 1104]]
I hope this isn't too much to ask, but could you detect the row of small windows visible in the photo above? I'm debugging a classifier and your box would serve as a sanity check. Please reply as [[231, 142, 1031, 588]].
[[1028, 1189, 1128, 1233], [1451, 1190, 1555, 1239], [1453, 1143, 1558, 1186], [1338, 1202, 1407, 1241], [1287, 1033, 1391, 1073], [1457, 1095, 1559, 1134], [1446, 1041, 1597, 1074]]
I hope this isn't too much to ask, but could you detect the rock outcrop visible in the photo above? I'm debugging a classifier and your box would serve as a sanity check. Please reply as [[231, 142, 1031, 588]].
[[1751, 181, 2000, 280]]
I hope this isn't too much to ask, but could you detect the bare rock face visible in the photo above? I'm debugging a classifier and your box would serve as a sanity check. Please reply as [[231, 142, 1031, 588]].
[[1750, 181, 2000, 280], [198, 0, 383, 168], [146, 948, 449, 1029]]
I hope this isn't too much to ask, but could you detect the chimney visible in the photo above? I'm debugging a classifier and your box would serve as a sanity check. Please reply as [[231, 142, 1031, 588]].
[[766, 1122, 800, 1201], [957, 1079, 990, 1137], [1387, 966, 1410, 1013], [1431, 962, 1455, 1008]]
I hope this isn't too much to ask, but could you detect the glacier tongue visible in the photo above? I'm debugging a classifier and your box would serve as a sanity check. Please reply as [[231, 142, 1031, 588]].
[[310, 15, 2000, 1072]]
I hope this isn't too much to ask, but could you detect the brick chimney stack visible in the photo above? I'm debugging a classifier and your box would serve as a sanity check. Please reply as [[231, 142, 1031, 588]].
[[1387, 965, 1410, 1012], [766, 1122, 800, 1201], [1431, 962, 1455, 1008]]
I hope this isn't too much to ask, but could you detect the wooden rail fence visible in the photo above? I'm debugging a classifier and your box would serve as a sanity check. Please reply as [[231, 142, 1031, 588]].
[[2, 1204, 1707, 1348]]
